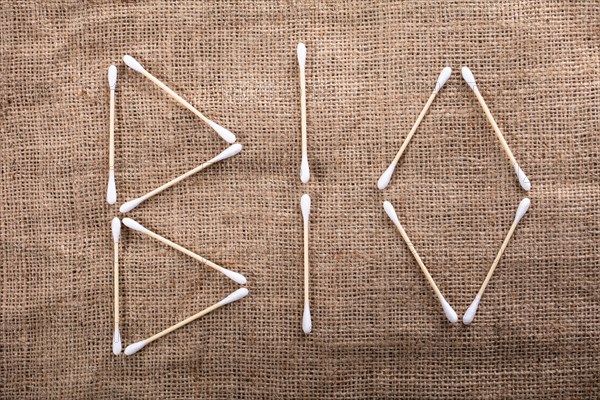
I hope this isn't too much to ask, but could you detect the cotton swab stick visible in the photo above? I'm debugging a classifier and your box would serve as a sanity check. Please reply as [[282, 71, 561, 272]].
[[122, 55, 236, 144], [383, 201, 458, 324], [297, 43, 310, 184], [124, 288, 249, 355], [300, 194, 312, 334], [461, 67, 531, 191], [122, 218, 246, 285], [463, 198, 530, 325], [107, 65, 118, 204], [119, 143, 242, 212], [377, 67, 452, 190], [111, 217, 122, 355]]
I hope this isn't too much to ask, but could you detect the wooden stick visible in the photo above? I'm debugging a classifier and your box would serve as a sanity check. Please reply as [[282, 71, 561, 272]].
[[119, 143, 242, 213], [122, 218, 246, 285], [124, 288, 249, 355], [300, 194, 312, 334], [107, 65, 117, 204], [461, 67, 531, 191], [297, 44, 310, 184], [377, 67, 452, 190], [383, 201, 458, 324], [122, 55, 236, 144], [111, 218, 121, 355], [463, 198, 530, 325]]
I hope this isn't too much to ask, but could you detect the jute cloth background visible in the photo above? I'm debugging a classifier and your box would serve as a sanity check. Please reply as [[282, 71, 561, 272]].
[[1, 1, 599, 398]]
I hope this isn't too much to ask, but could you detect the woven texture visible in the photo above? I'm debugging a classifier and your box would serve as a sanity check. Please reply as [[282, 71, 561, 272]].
[[1, 1, 599, 398]]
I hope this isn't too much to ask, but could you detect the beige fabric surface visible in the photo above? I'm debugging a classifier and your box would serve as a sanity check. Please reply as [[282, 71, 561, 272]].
[[1, 1, 599, 398]]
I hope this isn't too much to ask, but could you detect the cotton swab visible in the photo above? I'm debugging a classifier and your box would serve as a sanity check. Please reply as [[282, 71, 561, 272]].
[[463, 198, 530, 325], [300, 194, 312, 334], [297, 43, 310, 184], [122, 55, 236, 144], [124, 288, 249, 355], [377, 67, 452, 190], [383, 201, 458, 324], [119, 143, 242, 213], [461, 66, 531, 191], [111, 217, 122, 355], [122, 218, 246, 285], [107, 65, 118, 204]]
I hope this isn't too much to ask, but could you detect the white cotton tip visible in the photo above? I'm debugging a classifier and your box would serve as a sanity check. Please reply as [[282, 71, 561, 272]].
[[119, 198, 143, 213], [300, 157, 310, 184], [124, 340, 147, 356], [106, 170, 117, 205], [108, 65, 117, 90], [514, 163, 531, 191], [300, 193, 311, 222], [439, 296, 458, 324], [513, 197, 531, 225], [221, 269, 247, 285], [383, 201, 400, 226], [219, 288, 249, 306], [112, 327, 122, 355], [302, 302, 312, 334], [212, 143, 243, 163], [462, 294, 481, 325], [434, 66, 452, 93], [122, 55, 146, 74], [297, 43, 306, 68], [122, 217, 146, 233], [111, 217, 121, 242], [461, 66, 477, 91], [377, 161, 397, 190], [206, 120, 237, 144]]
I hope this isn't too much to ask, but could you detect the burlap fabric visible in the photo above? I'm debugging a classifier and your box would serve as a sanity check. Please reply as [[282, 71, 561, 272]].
[[1, 1, 599, 398]]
